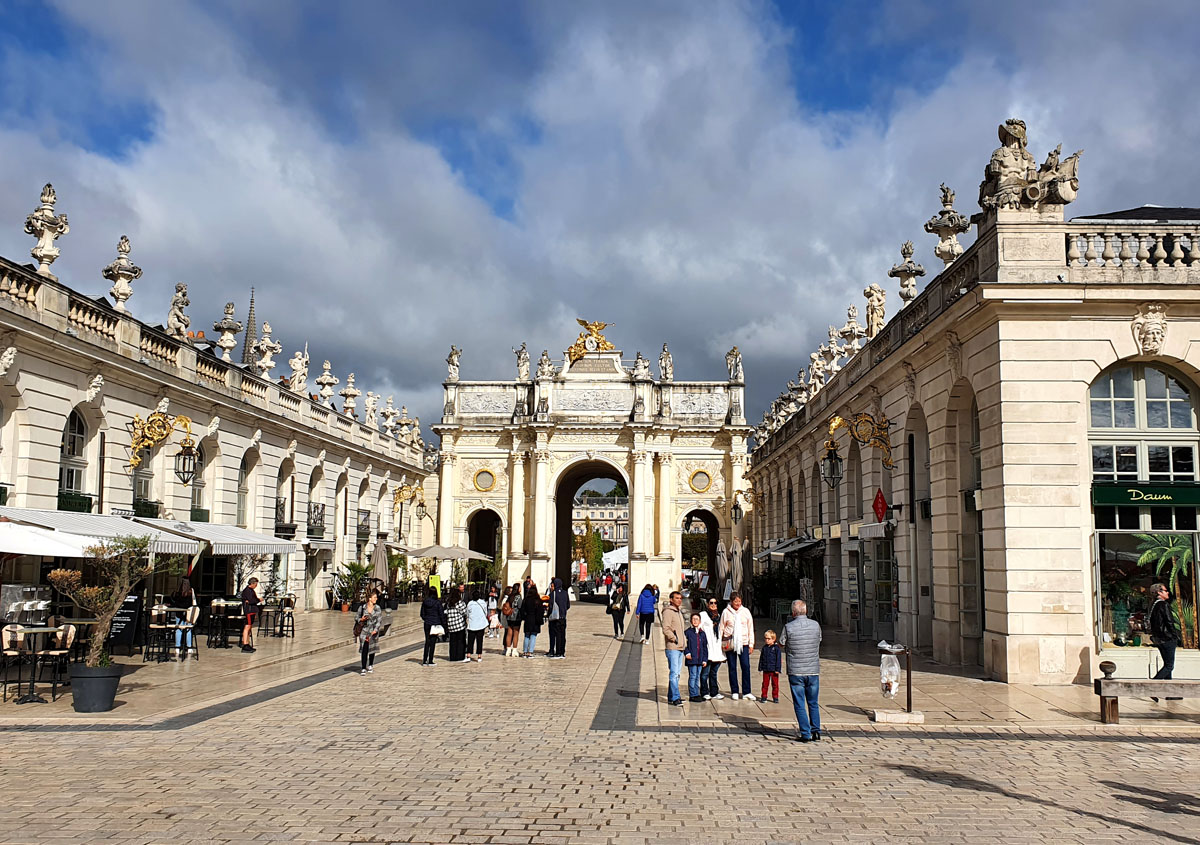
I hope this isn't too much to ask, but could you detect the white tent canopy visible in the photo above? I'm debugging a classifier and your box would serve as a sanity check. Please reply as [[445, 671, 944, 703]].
[[0, 507, 201, 555], [602, 545, 628, 567], [0, 521, 100, 558], [134, 517, 298, 556]]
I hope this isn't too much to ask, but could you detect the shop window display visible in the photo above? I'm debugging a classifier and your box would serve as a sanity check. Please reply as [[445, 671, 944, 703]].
[[1098, 532, 1196, 650]]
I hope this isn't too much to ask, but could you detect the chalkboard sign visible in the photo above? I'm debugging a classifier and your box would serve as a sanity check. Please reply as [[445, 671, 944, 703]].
[[107, 593, 143, 654]]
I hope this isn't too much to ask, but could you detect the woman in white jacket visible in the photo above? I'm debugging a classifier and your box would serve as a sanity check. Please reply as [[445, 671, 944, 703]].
[[718, 592, 756, 700], [699, 597, 725, 700]]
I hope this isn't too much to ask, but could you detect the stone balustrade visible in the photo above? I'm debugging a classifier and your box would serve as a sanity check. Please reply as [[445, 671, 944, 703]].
[[139, 329, 180, 366], [196, 355, 229, 387], [239, 375, 269, 403], [67, 295, 119, 341], [277, 389, 302, 418], [0, 268, 40, 308], [1065, 225, 1200, 270]]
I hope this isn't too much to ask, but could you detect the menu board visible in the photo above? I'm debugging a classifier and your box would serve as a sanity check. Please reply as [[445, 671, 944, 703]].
[[107, 593, 142, 649]]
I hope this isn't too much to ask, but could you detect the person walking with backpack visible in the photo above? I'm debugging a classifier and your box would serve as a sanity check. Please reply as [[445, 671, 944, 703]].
[[608, 584, 629, 638], [355, 589, 384, 675], [419, 586, 445, 667], [502, 583, 523, 657], [635, 584, 657, 644], [465, 588, 489, 662], [518, 582, 544, 657]]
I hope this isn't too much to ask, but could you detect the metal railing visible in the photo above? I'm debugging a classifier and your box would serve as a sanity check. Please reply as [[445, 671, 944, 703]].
[[57, 491, 93, 513], [307, 502, 326, 538]]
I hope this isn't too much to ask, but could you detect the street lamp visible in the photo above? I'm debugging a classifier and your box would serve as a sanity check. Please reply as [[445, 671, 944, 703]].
[[173, 433, 197, 485], [820, 438, 843, 490], [729, 488, 756, 526]]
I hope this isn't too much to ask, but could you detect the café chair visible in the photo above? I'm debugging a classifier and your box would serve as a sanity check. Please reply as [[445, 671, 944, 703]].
[[2, 624, 29, 702], [178, 606, 200, 661], [36, 625, 74, 702], [279, 594, 296, 638]]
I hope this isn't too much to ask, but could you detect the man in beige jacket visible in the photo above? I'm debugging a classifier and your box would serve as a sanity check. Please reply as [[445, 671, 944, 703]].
[[661, 590, 687, 706]]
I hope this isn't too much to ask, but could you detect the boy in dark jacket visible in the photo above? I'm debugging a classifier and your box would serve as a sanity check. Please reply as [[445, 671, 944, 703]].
[[685, 612, 709, 702], [758, 629, 782, 702]]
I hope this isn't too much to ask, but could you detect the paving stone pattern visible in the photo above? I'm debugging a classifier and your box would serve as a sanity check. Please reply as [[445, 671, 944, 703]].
[[1, 604, 1197, 844]]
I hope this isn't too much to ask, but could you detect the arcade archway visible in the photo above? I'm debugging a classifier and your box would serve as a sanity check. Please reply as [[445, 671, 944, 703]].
[[554, 460, 628, 586], [467, 508, 502, 582], [682, 508, 720, 589]]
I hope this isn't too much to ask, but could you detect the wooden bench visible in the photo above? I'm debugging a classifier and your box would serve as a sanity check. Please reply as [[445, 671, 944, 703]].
[[1094, 661, 1200, 723]]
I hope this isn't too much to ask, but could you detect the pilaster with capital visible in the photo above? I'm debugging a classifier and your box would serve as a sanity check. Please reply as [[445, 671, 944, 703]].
[[437, 451, 457, 545], [629, 449, 650, 560], [532, 448, 552, 556], [655, 452, 673, 557], [509, 448, 527, 556]]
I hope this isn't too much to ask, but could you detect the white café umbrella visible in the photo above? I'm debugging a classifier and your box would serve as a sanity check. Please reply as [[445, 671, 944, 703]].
[[714, 539, 729, 581], [729, 538, 743, 592], [408, 544, 492, 562], [0, 522, 100, 558]]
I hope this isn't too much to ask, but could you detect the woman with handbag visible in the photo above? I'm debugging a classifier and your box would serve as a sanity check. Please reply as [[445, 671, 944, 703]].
[[607, 585, 628, 639], [419, 586, 445, 666], [355, 590, 384, 675], [502, 583, 523, 657], [518, 581, 544, 658]]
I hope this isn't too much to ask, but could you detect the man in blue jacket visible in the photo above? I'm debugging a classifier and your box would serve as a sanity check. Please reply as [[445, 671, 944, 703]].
[[548, 578, 570, 659]]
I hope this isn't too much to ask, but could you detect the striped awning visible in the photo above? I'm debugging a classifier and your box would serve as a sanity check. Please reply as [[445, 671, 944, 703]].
[[134, 518, 299, 556], [0, 507, 202, 555]]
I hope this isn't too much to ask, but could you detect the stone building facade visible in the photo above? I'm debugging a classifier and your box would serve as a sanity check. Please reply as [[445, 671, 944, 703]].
[[0, 187, 434, 609], [434, 334, 751, 592], [749, 120, 1200, 685]]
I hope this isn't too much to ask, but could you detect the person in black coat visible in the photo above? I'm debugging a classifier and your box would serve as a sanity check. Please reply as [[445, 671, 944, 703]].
[[419, 586, 445, 666], [518, 583, 544, 658], [547, 577, 570, 659]]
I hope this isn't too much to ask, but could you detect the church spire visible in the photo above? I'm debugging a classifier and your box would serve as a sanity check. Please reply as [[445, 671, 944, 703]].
[[241, 287, 257, 365]]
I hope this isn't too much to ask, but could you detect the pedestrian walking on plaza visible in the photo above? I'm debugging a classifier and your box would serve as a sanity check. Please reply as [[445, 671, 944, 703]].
[[1149, 582, 1183, 701], [700, 597, 725, 699], [486, 586, 500, 639], [444, 589, 468, 663], [719, 591, 755, 700], [685, 611, 709, 703], [356, 589, 384, 675], [518, 582, 544, 657], [466, 588, 489, 662], [419, 586, 445, 666], [636, 584, 657, 643], [758, 629, 782, 703], [240, 577, 262, 653], [661, 590, 686, 706], [780, 599, 822, 742], [503, 583, 523, 657], [547, 577, 570, 658], [608, 585, 629, 638]]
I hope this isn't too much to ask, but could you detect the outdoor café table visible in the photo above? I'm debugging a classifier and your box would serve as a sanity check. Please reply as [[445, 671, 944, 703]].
[[58, 618, 98, 663], [13, 626, 62, 704], [208, 600, 241, 649], [258, 602, 283, 637]]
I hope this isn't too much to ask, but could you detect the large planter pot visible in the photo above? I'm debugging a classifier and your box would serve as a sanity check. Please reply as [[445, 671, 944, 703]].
[[69, 664, 123, 713], [340, 602, 350, 612]]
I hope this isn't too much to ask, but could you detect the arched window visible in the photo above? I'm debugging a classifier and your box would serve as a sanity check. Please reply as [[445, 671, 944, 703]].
[[59, 411, 88, 494], [787, 480, 794, 528], [1090, 365, 1199, 531], [132, 447, 154, 514], [190, 444, 207, 518], [236, 454, 252, 528]]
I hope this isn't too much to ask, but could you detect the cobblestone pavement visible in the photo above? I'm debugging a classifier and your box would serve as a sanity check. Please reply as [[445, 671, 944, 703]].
[[1, 604, 1197, 845]]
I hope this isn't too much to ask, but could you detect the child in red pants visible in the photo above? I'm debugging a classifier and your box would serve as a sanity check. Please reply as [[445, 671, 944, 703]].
[[758, 629, 782, 702]]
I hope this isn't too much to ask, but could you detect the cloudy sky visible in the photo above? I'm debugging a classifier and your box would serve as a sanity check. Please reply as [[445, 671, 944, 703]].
[[1, 0, 1197, 437]]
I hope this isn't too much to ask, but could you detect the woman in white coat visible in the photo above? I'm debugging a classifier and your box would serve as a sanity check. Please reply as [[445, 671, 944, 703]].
[[699, 596, 725, 700]]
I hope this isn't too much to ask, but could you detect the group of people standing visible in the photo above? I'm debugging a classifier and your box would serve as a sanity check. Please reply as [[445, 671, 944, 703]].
[[417, 578, 572, 664]]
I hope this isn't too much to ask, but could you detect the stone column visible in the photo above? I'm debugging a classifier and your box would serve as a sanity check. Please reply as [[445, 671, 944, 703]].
[[655, 452, 673, 557], [730, 451, 747, 544], [509, 448, 526, 555], [532, 449, 551, 555], [630, 449, 649, 559], [437, 452, 456, 545]]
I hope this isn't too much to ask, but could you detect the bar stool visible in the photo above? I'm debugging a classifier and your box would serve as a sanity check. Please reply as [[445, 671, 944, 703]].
[[178, 606, 200, 661], [143, 605, 170, 662], [278, 595, 296, 638], [1, 624, 28, 702]]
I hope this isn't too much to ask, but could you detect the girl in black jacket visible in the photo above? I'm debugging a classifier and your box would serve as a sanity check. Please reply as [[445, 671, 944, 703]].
[[419, 586, 445, 666], [518, 583, 544, 658]]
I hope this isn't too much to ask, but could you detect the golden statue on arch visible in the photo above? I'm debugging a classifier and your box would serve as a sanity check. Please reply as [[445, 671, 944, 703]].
[[568, 318, 615, 363]]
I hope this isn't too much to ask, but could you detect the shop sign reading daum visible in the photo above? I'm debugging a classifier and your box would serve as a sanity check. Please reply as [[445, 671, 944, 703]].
[[1091, 483, 1200, 507]]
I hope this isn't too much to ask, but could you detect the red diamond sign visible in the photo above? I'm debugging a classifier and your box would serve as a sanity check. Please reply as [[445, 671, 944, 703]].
[[872, 488, 888, 523]]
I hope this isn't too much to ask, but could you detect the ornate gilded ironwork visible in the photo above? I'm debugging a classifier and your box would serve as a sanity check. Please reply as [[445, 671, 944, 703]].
[[567, 318, 615, 363], [128, 411, 194, 469], [827, 412, 894, 468], [392, 483, 425, 508]]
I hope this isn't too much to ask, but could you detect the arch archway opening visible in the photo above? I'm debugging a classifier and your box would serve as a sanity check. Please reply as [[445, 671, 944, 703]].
[[467, 509, 502, 585], [555, 462, 629, 586], [682, 508, 720, 590]]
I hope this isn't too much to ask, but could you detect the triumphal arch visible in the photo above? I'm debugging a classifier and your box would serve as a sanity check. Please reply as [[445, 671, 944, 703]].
[[433, 322, 752, 591]]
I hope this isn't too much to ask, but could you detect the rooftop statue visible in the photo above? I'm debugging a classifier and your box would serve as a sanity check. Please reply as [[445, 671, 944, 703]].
[[863, 283, 886, 338], [213, 302, 244, 362], [568, 318, 615, 363], [251, 322, 283, 378], [315, 360, 339, 407], [102, 235, 141, 313], [166, 283, 191, 340], [978, 118, 1082, 211], [659, 343, 674, 381], [924, 184, 971, 266], [725, 346, 744, 382], [888, 240, 926, 309], [513, 342, 530, 380], [446, 345, 461, 382], [536, 349, 556, 380], [288, 344, 309, 394], [631, 351, 651, 380]]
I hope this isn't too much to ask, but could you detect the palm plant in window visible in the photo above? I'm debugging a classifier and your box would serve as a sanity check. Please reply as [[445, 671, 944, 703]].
[[1135, 533, 1196, 647]]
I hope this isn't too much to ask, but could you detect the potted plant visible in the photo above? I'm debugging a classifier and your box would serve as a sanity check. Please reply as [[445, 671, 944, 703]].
[[342, 561, 371, 611], [47, 535, 179, 713], [332, 574, 352, 612]]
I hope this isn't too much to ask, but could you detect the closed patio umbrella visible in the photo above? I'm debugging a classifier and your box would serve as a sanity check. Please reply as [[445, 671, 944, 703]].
[[729, 538, 743, 592], [370, 539, 391, 585], [714, 539, 728, 581]]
